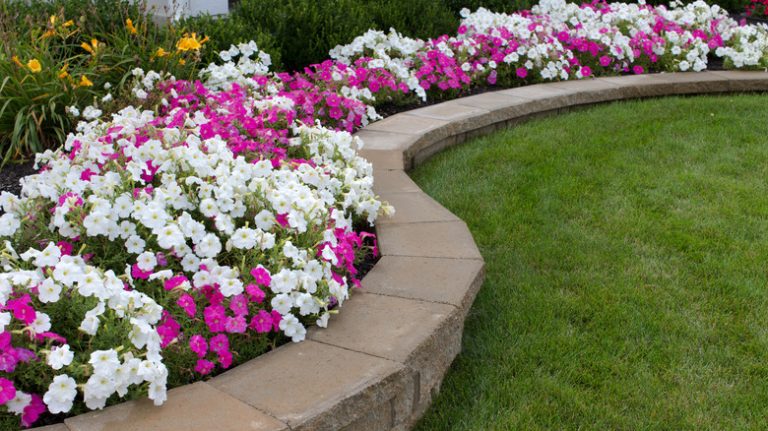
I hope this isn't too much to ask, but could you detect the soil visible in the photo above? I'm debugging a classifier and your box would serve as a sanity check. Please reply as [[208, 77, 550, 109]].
[[0, 160, 35, 196]]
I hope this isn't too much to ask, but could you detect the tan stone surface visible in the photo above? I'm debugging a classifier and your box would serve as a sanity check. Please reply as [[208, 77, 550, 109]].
[[364, 114, 448, 136], [65, 382, 287, 431], [373, 169, 421, 194], [308, 292, 457, 363], [209, 340, 411, 431], [362, 256, 485, 309], [354, 129, 420, 151], [378, 221, 482, 260], [376, 192, 460, 224], [358, 148, 409, 170], [407, 101, 489, 121]]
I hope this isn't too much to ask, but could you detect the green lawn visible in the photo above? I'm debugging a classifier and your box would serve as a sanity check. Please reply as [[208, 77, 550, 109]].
[[410, 94, 768, 431]]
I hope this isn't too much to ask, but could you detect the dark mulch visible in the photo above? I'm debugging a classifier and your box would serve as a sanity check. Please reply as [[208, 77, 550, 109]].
[[0, 161, 35, 196]]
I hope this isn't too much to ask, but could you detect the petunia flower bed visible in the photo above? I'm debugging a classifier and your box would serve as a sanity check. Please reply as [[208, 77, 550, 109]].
[[2, 0, 768, 428]]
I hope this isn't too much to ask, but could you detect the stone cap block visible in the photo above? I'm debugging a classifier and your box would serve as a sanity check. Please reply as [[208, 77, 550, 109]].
[[307, 292, 457, 364], [376, 191, 460, 224], [362, 255, 485, 309], [208, 340, 409, 431], [377, 221, 483, 260], [65, 382, 287, 431]]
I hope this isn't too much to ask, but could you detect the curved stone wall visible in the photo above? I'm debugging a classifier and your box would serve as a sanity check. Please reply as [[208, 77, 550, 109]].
[[34, 70, 768, 431]]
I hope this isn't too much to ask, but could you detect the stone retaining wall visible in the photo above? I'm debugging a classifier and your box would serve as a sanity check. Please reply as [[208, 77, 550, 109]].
[[34, 71, 768, 431]]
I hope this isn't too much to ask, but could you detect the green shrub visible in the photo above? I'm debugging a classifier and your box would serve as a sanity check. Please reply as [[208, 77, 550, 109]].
[[185, 0, 458, 71]]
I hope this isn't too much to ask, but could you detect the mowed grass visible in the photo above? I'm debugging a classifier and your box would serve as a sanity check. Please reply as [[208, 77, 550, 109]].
[[410, 94, 768, 431]]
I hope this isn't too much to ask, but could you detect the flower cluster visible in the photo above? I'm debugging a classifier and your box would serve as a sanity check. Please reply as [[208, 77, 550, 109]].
[[329, 0, 768, 98], [0, 39, 389, 426]]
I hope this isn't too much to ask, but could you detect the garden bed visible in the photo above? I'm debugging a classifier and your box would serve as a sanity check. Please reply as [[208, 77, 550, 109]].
[[4, 0, 768, 428]]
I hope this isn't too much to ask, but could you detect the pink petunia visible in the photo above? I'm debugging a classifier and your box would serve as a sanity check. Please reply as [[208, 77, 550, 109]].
[[194, 359, 215, 375], [249, 310, 273, 333], [176, 293, 197, 318], [516, 67, 528, 79], [21, 394, 45, 428], [203, 304, 227, 333], [209, 334, 230, 354], [0, 378, 15, 405], [189, 334, 208, 358]]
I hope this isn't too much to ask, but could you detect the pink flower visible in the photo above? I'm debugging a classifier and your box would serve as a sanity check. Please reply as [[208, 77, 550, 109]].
[[599, 55, 612, 67], [21, 394, 45, 428], [131, 263, 152, 280], [225, 315, 247, 333], [177, 293, 197, 318], [164, 275, 188, 291], [189, 335, 208, 358], [229, 294, 249, 316], [194, 359, 215, 375], [633, 65, 644, 74], [516, 67, 528, 79], [0, 378, 15, 405], [6, 295, 36, 325], [250, 310, 273, 333], [203, 305, 227, 332], [245, 284, 266, 303], [209, 334, 230, 354], [581, 66, 592, 77], [56, 241, 74, 256], [458, 24, 467, 35], [250, 266, 271, 286], [218, 350, 233, 369]]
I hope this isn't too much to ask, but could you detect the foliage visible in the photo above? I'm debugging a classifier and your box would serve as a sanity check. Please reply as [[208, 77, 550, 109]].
[[0, 0, 204, 164]]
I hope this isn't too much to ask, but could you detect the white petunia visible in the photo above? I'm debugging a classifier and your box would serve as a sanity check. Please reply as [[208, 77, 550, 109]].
[[47, 344, 75, 370]]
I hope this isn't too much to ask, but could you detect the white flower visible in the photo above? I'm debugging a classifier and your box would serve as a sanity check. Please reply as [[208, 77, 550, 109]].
[[43, 374, 78, 414], [0, 312, 10, 332], [89, 349, 120, 376], [31, 312, 52, 333], [136, 251, 157, 272], [279, 314, 306, 342], [39, 278, 62, 303], [195, 234, 222, 258], [48, 344, 75, 370], [6, 390, 31, 414], [35, 242, 62, 268], [271, 293, 294, 315]]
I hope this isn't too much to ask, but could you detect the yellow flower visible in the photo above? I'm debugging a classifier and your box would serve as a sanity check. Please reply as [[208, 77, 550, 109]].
[[78, 75, 93, 87], [27, 59, 42, 73], [58, 64, 69, 79], [42, 29, 56, 39], [154, 47, 168, 58], [178, 58, 186, 65], [63, 20, 74, 28], [11, 56, 23, 68], [126, 18, 137, 35], [176, 33, 207, 52], [49, 15, 56, 25], [81, 39, 101, 55], [80, 41, 94, 54]]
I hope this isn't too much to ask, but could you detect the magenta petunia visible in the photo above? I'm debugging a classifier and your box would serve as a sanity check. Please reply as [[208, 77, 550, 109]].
[[250, 310, 273, 333], [0, 378, 16, 404], [194, 359, 215, 375], [189, 334, 208, 358]]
